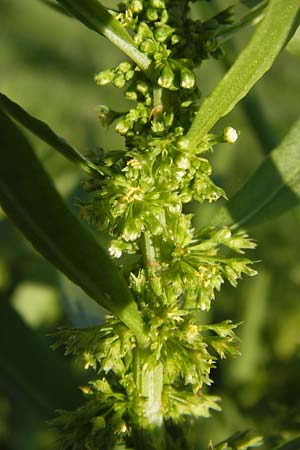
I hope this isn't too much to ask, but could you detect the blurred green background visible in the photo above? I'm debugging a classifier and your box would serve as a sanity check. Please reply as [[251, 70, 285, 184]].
[[0, 0, 300, 449]]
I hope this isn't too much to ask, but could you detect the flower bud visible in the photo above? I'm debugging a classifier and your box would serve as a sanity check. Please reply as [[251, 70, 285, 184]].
[[112, 74, 126, 88], [141, 38, 156, 54], [97, 106, 121, 127], [136, 81, 149, 95], [146, 7, 158, 21], [131, 0, 143, 13], [94, 69, 114, 86], [150, 0, 165, 8], [179, 66, 196, 89], [154, 25, 173, 43], [115, 118, 131, 135], [223, 127, 239, 144], [118, 62, 133, 73], [158, 63, 175, 90]]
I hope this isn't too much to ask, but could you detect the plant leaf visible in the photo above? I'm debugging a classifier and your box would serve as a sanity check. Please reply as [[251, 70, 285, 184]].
[[186, 0, 300, 150], [273, 437, 300, 450], [211, 118, 300, 229], [0, 92, 100, 175], [55, 0, 152, 76], [0, 110, 148, 346], [60, 274, 105, 328], [286, 26, 300, 55], [38, 0, 71, 16], [0, 302, 81, 416]]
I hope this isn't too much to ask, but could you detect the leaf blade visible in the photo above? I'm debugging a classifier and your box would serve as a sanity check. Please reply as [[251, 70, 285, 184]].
[[0, 302, 81, 416], [56, 0, 152, 76], [0, 110, 147, 345], [0, 92, 99, 175], [186, 0, 300, 149], [273, 437, 300, 450], [211, 118, 300, 229]]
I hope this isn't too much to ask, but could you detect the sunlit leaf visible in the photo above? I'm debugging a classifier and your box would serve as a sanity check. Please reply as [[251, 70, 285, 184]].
[[0, 302, 81, 416], [186, 0, 300, 149], [211, 118, 300, 229], [286, 26, 300, 55]]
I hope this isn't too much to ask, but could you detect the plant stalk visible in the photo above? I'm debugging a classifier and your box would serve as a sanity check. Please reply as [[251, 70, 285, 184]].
[[133, 348, 165, 450], [131, 232, 166, 450]]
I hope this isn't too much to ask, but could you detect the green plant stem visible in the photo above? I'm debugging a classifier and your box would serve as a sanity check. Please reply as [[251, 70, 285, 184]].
[[131, 232, 166, 450], [133, 348, 165, 450]]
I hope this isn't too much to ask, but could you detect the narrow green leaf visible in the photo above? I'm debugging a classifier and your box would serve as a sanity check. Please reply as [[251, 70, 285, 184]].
[[0, 92, 100, 175], [186, 0, 300, 150], [38, 0, 71, 16], [211, 118, 300, 229], [56, 0, 153, 77], [287, 26, 300, 55], [0, 110, 148, 346], [215, 1, 268, 43], [273, 437, 300, 450], [0, 302, 81, 416]]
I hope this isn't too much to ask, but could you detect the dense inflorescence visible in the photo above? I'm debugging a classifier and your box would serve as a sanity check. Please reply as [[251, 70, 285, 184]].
[[55, 1, 256, 449]]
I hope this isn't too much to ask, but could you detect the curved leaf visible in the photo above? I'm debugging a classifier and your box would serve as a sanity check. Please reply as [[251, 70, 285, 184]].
[[39, 0, 71, 16], [211, 118, 300, 229], [0, 110, 148, 346], [56, 0, 152, 77], [0, 92, 100, 175], [186, 0, 300, 150], [287, 26, 300, 55]]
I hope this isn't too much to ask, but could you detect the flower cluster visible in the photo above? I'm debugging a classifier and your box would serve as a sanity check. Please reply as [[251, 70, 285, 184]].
[[56, 1, 257, 448]]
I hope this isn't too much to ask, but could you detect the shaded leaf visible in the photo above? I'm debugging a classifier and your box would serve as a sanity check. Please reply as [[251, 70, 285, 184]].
[[0, 302, 81, 416], [0, 92, 100, 175], [211, 118, 300, 229], [60, 275, 105, 328], [0, 110, 147, 346], [186, 0, 300, 149], [273, 437, 300, 450]]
